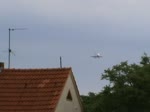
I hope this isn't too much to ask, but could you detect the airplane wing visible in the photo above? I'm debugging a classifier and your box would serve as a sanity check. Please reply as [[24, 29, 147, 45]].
[[91, 55, 102, 58]]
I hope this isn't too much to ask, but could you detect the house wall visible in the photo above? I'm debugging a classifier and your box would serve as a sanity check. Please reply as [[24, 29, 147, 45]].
[[55, 74, 83, 112]]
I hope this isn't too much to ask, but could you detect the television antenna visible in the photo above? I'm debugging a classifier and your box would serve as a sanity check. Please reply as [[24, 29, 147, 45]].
[[8, 28, 27, 68], [60, 56, 62, 68]]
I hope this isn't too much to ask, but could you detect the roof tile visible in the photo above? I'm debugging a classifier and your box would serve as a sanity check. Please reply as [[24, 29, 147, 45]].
[[0, 68, 71, 112]]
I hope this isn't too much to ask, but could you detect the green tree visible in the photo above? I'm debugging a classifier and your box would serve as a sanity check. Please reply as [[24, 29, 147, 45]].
[[81, 54, 150, 112], [140, 53, 150, 65], [81, 92, 97, 112]]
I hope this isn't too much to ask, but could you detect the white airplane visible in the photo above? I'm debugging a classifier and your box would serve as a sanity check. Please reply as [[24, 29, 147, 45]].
[[91, 53, 102, 58]]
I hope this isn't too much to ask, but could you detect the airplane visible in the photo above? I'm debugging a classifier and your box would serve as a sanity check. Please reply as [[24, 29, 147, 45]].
[[91, 53, 102, 58]]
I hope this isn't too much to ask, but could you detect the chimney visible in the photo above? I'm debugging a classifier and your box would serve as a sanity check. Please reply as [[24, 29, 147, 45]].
[[0, 62, 4, 69]]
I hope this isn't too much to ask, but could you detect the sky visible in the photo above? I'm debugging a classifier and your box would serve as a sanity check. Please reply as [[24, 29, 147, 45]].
[[0, 0, 150, 95]]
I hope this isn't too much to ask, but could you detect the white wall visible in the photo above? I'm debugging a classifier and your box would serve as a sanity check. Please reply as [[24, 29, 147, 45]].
[[55, 74, 82, 112]]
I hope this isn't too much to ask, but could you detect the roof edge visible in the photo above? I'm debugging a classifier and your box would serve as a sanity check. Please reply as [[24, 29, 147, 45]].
[[2, 67, 72, 72]]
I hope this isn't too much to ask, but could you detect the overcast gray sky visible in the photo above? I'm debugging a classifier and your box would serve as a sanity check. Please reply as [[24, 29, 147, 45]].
[[0, 0, 150, 95]]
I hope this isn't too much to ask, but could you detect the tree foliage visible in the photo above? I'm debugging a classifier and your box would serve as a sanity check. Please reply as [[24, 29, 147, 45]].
[[81, 54, 150, 112]]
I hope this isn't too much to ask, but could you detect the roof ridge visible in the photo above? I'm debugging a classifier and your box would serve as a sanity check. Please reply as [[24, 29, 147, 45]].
[[2, 67, 72, 71], [3, 67, 71, 70]]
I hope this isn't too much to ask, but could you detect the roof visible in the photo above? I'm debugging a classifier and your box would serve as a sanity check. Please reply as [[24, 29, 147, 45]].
[[0, 67, 72, 112]]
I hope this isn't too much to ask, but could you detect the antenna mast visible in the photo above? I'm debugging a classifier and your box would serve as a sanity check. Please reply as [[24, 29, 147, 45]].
[[60, 56, 62, 68], [8, 28, 27, 68]]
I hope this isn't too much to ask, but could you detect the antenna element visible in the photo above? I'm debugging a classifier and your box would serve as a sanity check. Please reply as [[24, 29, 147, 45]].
[[60, 56, 62, 68]]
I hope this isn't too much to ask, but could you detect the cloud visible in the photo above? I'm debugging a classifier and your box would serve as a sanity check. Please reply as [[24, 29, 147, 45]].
[[1, 0, 150, 41], [1, 0, 150, 25]]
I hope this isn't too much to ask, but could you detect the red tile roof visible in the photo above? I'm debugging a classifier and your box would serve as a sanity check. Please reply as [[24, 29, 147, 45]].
[[0, 68, 72, 112]]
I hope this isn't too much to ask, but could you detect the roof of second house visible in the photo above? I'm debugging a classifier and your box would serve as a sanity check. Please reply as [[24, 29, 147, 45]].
[[0, 67, 72, 112]]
